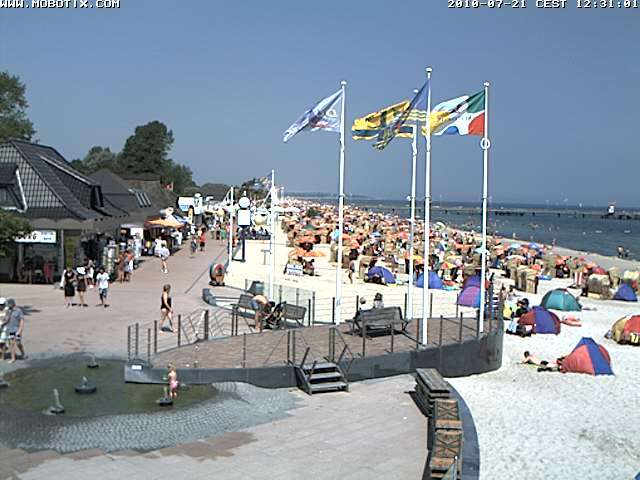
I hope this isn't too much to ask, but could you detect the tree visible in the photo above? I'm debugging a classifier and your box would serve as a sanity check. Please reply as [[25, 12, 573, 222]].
[[0, 71, 36, 143], [117, 120, 174, 176], [70, 146, 117, 175], [167, 162, 195, 195], [0, 210, 31, 257]]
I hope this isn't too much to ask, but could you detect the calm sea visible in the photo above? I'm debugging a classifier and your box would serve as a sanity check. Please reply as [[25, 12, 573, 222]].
[[336, 199, 640, 259]]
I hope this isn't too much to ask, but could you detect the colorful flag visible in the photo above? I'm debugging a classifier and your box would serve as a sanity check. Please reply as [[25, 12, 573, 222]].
[[352, 101, 414, 140], [374, 80, 429, 150], [283, 89, 344, 143], [431, 89, 485, 136]]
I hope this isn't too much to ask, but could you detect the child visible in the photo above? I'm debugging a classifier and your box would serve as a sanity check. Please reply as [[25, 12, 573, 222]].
[[168, 364, 178, 399], [190, 237, 197, 258]]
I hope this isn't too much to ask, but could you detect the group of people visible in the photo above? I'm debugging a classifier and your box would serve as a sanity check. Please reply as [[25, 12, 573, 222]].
[[61, 264, 111, 308], [0, 297, 26, 363]]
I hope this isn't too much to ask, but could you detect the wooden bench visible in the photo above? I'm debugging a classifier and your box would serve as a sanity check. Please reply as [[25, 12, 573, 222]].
[[415, 368, 451, 415], [346, 307, 409, 337], [268, 302, 307, 329], [233, 293, 258, 318], [433, 399, 462, 432], [427, 430, 463, 479]]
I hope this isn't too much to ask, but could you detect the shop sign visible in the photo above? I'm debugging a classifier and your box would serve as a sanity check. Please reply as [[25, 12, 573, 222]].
[[15, 230, 57, 244]]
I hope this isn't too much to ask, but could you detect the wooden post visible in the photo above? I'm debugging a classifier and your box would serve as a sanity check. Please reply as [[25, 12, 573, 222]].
[[429, 293, 434, 318], [404, 293, 408, 318], [455, 293, 459, 318], [361, 320, 366, 358], [242, 333, 247, 368], [332, 297, 336, 324], [459, 312, 464, 343], [291, 330, 296, 364], [153, 320, 158, 353], [312, 291, 316, 324], [439, 315, 444, 346], [416, 315, 421, 350], [126, 325, 131, 361], [390, 324, 394, 353], [147, 328, 151, 363], [177, 315, 182, 347], [134, 323, 139, 358], [308, 299, 312, 327], [204, 310, 210, 340]]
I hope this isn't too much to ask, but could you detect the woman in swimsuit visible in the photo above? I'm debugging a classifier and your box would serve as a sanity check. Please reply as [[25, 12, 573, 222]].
[[160, 284, 175, 332]]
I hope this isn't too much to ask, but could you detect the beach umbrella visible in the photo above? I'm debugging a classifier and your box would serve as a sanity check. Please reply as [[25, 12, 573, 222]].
[[367, 266, 396, 284], [295, 249, 325, 258], [529, 242, 542, 250]]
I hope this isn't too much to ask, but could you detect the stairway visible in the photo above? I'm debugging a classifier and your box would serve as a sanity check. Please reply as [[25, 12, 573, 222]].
[[295, 361, 349, 395]]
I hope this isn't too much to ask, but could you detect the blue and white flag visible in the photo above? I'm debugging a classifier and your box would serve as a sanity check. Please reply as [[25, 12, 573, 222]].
[[283, 89, 343, 143]]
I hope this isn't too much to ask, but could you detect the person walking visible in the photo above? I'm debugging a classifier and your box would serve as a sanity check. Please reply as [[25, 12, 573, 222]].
[[159, 242, 170, 274], [5, 299, 26, 363], [76, 266, 88, 307], [96, 267, 110, 308], [159, 284, 175, 332], [199, 228, 206, 252], [61, 266, 76, 307], [190, 236, 197, 258]]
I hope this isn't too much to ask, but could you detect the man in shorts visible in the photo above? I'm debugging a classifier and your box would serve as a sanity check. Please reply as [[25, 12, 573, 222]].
[[96, 267, 110, 308], [5, 299, 26, 363]]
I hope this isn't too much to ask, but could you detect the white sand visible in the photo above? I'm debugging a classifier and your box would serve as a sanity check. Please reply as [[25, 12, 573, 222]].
[[227, 223, 640, 479], [448, 277, 640, 480]]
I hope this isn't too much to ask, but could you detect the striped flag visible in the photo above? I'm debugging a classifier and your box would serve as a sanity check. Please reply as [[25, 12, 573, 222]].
[[374, 81, 429, 150], [352, 101, 414, 140]]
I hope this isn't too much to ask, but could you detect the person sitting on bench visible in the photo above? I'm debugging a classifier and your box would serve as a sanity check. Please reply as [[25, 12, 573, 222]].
[[250, 294, 272, 332]]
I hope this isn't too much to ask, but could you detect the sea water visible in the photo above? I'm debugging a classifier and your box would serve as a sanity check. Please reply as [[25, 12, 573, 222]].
[[340, 199, 639, 259]]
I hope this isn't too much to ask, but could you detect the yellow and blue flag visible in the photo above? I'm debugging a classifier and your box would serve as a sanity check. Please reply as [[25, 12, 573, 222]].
[[373, 80, 429, 150], [352, 101, 414, 140]]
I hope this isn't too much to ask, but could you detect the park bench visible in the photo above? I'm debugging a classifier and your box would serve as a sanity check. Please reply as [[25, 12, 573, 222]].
[[233, 293, 258, 318], [265, 302, 307, 329], [414, 368, 451, 416], [346, 307, 409, 337]]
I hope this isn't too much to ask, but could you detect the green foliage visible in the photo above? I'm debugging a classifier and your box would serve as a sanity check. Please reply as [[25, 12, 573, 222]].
[[0, 71, 36, 143], [0, 210, 31, 257], [306, 207, 320, 218], [117, 120, 174, 175], [70, 146, 117, 174], [238, 177, 267, 200], [167, 162, 195, 195]]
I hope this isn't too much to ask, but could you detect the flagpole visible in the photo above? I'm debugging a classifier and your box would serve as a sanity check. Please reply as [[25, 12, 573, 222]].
[[228, 187, 234, 272], [421, 66, 432, 345], [479, 81, 490, 334], [408, 90, 419, 321], [269, 169, 276, 300], [335, 80, 346, 324]]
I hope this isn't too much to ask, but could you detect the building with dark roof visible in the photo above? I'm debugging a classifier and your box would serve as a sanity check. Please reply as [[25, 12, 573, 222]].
[[89, 169, 155, 222], [0, 139, 129, 282]]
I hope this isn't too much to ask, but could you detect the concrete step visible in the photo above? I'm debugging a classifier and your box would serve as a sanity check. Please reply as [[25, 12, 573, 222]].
[[310, 381, 348, 393], [309, 371, 341, 382]]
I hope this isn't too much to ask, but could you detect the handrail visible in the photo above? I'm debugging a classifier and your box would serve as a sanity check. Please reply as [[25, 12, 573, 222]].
[[299, 347, 310, 368]]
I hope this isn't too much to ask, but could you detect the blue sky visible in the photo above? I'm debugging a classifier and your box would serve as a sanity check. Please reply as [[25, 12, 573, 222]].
[[0, 1, 637, 205]]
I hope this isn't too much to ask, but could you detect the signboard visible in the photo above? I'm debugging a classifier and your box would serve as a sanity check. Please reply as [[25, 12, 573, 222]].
[[15, 230, 57, 244], [285, 263, 303, 276], [237, 209, 252, 227]]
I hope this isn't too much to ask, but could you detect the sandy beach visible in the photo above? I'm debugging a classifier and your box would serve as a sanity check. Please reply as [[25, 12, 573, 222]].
[[225, 200, 640, 479]]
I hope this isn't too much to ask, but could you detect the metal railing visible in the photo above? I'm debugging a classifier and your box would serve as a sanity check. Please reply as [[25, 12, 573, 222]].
[[126, 307, 230, 362]]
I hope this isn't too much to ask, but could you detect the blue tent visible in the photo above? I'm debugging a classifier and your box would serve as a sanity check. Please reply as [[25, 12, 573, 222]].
[[416, 271, 443, 289], [613, 283, 638, 302], [457, 285, 480, 308], [463, 275, 481, 289], [367, 266, 396, 284]]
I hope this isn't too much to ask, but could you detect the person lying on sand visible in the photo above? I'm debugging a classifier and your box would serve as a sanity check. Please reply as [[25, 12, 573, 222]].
[[522, 351, 546, 366]]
